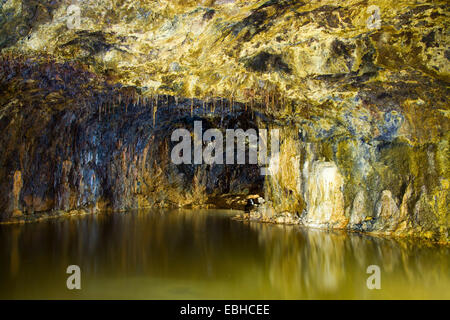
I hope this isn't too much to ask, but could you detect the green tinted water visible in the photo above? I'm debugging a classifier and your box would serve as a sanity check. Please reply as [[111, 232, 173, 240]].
[[0, 209, 448, 299]]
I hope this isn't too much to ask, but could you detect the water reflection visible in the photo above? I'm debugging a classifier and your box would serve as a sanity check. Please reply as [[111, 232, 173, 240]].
[[250, 222, 450, 299], [0, 209, 448, 299]]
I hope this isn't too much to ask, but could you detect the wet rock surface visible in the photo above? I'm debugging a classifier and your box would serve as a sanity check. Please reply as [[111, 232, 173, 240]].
[[0, 56, 265, 220], [0, 1, 448, 241]]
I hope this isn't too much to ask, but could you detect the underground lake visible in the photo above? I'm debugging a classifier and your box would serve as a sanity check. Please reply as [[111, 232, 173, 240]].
[[0, 0, 449, 305], [0, 209, 448, 300]]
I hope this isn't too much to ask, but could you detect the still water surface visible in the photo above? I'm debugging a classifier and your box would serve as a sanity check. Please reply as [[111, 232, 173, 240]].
[[0, 209, 448, 299]]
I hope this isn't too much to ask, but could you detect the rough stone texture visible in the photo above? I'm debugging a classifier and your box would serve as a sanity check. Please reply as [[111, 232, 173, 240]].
[[0, 0, 448, 241], [0, 57, 263, 218], [304, 161, 347, 229]]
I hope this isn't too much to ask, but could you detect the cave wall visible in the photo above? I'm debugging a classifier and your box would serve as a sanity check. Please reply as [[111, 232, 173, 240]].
[[0, 1, 448, 241], [264, 123, 448, 241], [0, 74, 262, 218]]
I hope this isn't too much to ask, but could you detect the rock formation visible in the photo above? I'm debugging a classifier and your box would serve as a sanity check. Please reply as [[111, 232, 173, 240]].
[[0, 0, 448, 241]]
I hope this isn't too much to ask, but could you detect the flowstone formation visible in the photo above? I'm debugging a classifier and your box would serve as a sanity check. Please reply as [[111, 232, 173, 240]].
[[0, 0, 448, 241]]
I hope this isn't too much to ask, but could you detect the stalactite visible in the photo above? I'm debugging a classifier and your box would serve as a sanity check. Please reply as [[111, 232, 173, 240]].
[[230, 95, 233, 113], [153, 94, 158, 126], [271, 90, 275, 111]]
